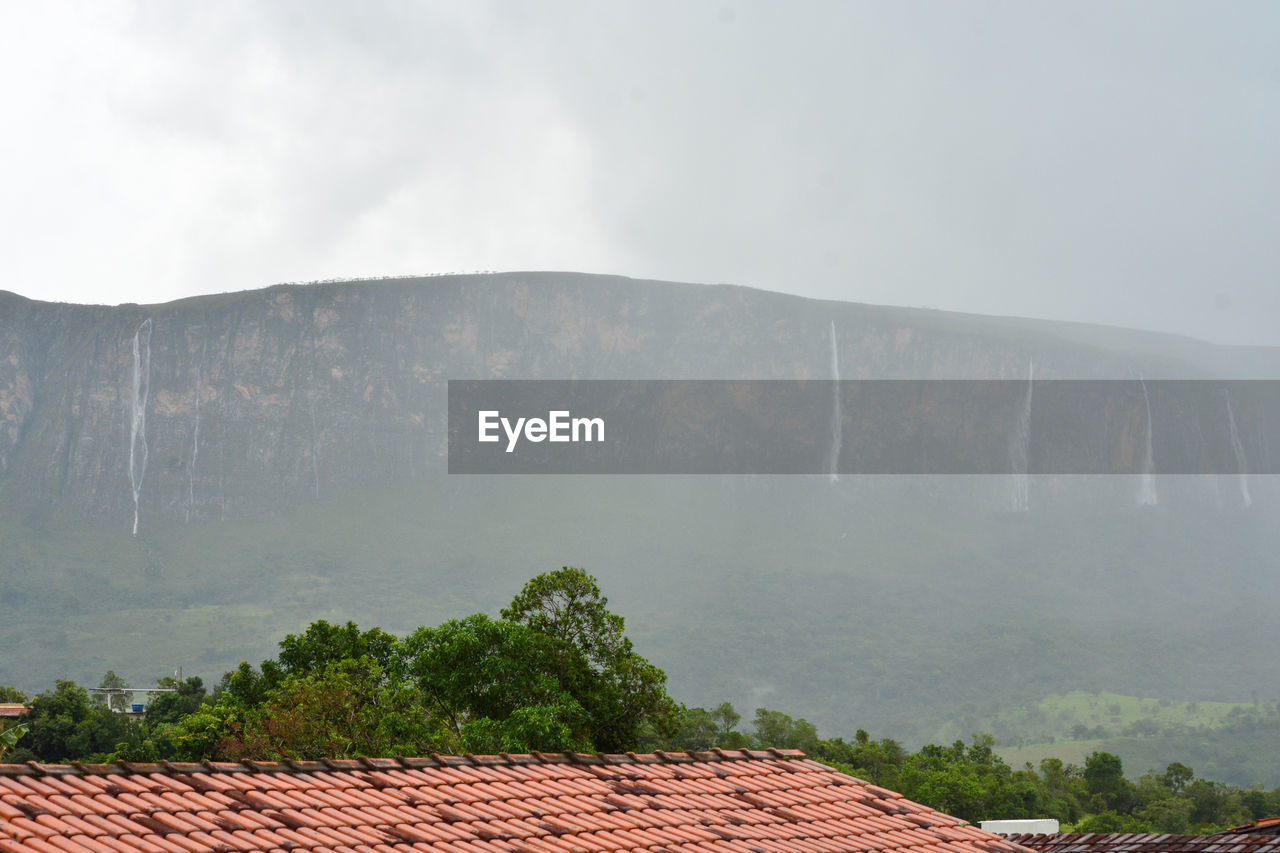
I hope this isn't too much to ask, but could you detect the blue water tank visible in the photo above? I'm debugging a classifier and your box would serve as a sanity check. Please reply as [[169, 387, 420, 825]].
[[131, 703, 145, 713]]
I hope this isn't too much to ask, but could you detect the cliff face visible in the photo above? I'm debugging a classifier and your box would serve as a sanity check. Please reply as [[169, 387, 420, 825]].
[[0, 273, 1274, 531], [4, 274, 1280, 756]]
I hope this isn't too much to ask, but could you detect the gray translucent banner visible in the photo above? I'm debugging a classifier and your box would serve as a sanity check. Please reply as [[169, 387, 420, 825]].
[[447, 380, 1280, 475]]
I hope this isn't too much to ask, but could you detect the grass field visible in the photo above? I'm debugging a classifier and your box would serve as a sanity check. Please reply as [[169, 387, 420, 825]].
[[989, 690, 1268, 744], [993, 691, 1280, 787]]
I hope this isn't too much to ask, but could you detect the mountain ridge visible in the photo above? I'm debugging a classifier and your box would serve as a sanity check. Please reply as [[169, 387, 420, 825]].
[[4, 271, 1276, 529], [6, 270, 1279, 362], [2, 272, 1276, 770]]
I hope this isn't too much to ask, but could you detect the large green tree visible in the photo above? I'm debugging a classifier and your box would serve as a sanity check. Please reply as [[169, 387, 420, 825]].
[[1084, 751, 1137, 813], [168, 569, 677, 759], [16, 680, 141, 762], [500, 567, 679, 751], [404, 613, 590, 753]]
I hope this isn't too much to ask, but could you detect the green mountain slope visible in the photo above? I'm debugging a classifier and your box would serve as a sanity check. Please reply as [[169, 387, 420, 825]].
[[3, 474, 1276, 755], [2, 274, 1278, 783]]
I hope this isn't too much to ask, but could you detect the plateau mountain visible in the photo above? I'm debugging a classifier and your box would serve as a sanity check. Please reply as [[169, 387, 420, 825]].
[[1, 273, 1276, 764]]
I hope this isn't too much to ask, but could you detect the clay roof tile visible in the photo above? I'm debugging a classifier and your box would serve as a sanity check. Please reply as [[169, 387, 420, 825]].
[[0, 754, 1036, 853]]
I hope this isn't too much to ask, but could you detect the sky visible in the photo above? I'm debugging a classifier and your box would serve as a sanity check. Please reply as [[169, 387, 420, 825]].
[[1, 1, 1277, 345]]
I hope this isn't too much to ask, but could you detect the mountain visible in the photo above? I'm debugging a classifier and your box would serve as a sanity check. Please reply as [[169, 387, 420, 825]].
[[2, 272, 1278, 770]]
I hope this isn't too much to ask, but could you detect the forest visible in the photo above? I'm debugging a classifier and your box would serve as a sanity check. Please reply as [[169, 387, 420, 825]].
[[3, 568, 1277, 833]]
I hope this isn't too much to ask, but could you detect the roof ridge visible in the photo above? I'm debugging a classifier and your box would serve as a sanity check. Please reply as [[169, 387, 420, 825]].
[[1007, 833, 1280, 847], [0, 748, 808, 777]]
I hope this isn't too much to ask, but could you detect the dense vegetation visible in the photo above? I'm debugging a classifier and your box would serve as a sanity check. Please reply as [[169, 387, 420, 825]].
[[994, 693, 1280, 793], [4, 475, 1277, 774], [2, 568, 1277, 832]]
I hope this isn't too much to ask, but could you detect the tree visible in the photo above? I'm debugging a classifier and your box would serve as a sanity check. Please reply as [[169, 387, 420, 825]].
[[827, 730, 909, 788], [219, 658, 445, 760], [155, 705, 228, 761], [217, 660, 275, 709], [166, 569, 679, 760], [276, 621, 402, 680], [0, 722, 27, 760], [404, 613, 590, 753], [212, 621, 404, 715], [502, 567, 630, 668], [1084, 751, 1136, 813], [1137, 796, 1193, 833], [19, 680, 140, 762], [1183, 778, 1248, 829], [144, 676, 208, 725], [1163, 761, 1194, 795], [164, 621, 416, 762], [668, 702, 749, 751], [0, 685, 28, 760], [96, 671, 131, 713], [751, 708, 819, 752], [1037, 757, 1086, 823], [500, 567, 679, 751]]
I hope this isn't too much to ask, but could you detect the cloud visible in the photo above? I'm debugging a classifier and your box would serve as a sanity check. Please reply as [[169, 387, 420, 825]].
[[1, 1, 1276, 345]]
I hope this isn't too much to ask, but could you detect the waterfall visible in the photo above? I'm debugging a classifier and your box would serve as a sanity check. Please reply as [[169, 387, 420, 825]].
[[186, 335, 205, 523], [309, 399, 321, 499], [1137, 378, 1158, 507], [827, 320, 842, 483], [129, 319, 152, 535], [1009, 359, 1034, 512], [1225, 390, 1252, 508]]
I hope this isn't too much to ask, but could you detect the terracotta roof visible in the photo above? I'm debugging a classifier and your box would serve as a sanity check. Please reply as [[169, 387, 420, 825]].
[[1224, 819, 1280, 837], [0, 707, 27, 720], [0, 749, 1033, 853], [1007, 833, 1280, 853]]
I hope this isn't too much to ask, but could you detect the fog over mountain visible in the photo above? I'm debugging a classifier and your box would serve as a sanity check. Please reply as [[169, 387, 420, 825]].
[[2, 2, 1279, 344], [2, 274, 1278, 781]]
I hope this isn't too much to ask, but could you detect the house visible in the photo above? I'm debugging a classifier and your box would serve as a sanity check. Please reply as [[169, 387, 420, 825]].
[[0, 707, 27, 721], [0, 748, 1035, 852], [1007, 831, 1280, 853]]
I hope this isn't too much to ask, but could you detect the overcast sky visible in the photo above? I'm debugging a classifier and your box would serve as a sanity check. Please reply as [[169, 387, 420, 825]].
[[2, 1, 1277, 344]]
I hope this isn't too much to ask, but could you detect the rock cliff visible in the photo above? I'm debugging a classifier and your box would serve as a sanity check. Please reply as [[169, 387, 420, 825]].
[[3, 273, 1276, 531]]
